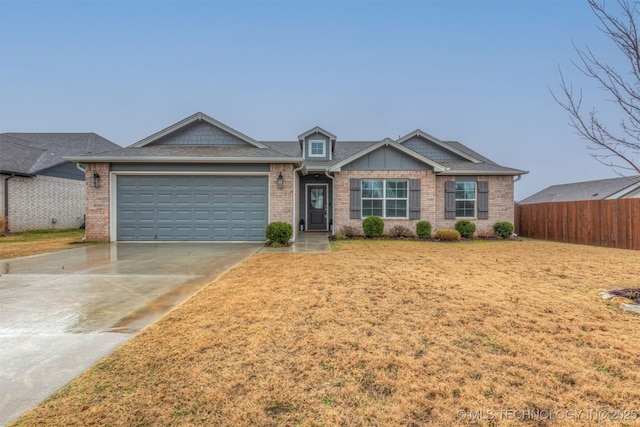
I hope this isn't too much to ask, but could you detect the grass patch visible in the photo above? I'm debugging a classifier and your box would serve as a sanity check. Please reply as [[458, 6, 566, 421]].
[[0, 228, 97, 260], [11, 240, 640, 426]]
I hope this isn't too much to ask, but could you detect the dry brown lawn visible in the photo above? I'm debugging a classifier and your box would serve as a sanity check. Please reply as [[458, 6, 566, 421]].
[[12, 240, 640, 426], [0, 228, 95, 260]]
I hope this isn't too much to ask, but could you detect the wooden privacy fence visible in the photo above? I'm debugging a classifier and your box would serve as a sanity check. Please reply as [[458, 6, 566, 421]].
[[515, 199, 640, 250]]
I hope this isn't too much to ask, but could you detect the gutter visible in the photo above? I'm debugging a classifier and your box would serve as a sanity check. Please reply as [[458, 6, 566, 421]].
[[324, 169, 335, 235]]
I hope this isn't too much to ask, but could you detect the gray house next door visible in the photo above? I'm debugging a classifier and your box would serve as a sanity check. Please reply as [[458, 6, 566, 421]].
[[116, 175, 268, 241]]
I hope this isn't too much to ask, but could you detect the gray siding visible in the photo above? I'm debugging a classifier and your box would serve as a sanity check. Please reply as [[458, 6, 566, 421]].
[[40, 162, 85, 181], [305, 134, 330, 161], [151, 122, 251, 146], [402, 136, 466, 162], [343, 146, 429, 170], [111, 163, 269, 173]]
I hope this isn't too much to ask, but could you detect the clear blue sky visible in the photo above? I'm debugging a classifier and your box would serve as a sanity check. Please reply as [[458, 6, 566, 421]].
[[0, 0, 630, 200]]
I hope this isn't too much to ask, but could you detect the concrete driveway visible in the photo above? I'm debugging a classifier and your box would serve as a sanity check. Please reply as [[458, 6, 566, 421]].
[[0, 242, 261, 425]]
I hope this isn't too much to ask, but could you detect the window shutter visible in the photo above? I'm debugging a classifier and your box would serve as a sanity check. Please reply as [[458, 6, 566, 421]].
[[409, 179, 421, 220], [445, 181, 456, 219], [477, 181, 489, 220], [350, 178, 361, 219]]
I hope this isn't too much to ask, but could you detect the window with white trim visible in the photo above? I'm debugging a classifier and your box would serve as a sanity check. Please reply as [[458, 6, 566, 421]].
[[362, 179, 408, 218], [455, 181, 476, 217], [308, 139, 326, 157]]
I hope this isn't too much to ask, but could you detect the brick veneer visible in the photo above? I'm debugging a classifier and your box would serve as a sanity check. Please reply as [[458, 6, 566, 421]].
[[334, 171, 515, 236], [434, 175, 515, 235], [334, 170, 437, 233], [0, 175, 84, 232], [269, 163, 294, 225], [85, 163, 111, 242]]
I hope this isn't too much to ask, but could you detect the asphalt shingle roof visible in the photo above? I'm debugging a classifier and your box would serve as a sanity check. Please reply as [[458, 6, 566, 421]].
[[63, 129, 525, 176], [520, 175, 640, 204], [1, 133, 120, 174]]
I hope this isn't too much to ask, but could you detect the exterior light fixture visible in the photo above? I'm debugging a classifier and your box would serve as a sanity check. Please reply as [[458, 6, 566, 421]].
[[277, 172, 284, 189], [91, 171, 100, 188]]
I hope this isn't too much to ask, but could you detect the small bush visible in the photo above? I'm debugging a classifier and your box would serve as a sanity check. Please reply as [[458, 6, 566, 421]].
[[387, 225, 415, 238], [362, 216, 384, 238], [338, 225, 362, 238], [436, 229, 461, 241], [334, 233, 348, 240], [455, 220, 476, 238], [416, 221, 432, 239], [265, 222, 293, 244], [493, 222, 514, 239]]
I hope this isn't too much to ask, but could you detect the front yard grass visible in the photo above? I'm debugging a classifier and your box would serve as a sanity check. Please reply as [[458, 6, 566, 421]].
[[0, 228, 96, 260], [13, 240, 640, 426]]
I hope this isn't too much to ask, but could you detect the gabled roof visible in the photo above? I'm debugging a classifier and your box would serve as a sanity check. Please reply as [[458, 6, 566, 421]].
[[397, 129, 482, 163], [1, 133, 120, 175], [131, 112, 267, 148], [297, 126, 336, 142], [328, 138, 447, 172], [520, 176, 640, 204]]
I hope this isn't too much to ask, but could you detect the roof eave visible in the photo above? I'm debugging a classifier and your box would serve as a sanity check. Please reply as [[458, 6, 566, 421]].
[[437, 170, 529, 176], [64, 156, 303, 164]]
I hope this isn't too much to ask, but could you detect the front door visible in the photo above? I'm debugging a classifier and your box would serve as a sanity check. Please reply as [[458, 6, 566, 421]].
[[307, 185, 327, 231]]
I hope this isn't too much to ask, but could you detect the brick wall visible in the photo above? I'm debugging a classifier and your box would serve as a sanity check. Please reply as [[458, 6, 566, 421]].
[[434, 175, 515, 235], [269, 163, 294, 225], [334, 170, 437, 233], [85, 163, 111, 242], [1, 174, 85, 232]]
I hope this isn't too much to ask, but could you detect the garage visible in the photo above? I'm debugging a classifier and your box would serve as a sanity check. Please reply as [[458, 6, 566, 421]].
[[116, 175, 268, 241]]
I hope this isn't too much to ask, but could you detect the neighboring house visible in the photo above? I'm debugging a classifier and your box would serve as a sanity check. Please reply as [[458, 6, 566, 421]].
[[0, 133, 120, 232], [67, 112, 527, 242], [519, 176, 640, 204]]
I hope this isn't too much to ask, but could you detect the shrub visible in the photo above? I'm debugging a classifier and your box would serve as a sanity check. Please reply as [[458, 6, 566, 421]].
[[362, 216, 384, 238], [387, 225, 415, 238], [338, 225, 362, 238], [265, 221, 293, 244], [455, 220, 476, 238], [493, 221, 514, 239], [435, 229, 461, 241], [416, 221, 432, 239]]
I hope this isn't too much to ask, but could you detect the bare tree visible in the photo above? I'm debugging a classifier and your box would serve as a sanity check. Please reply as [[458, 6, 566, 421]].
[[553, 0, 640, 175]]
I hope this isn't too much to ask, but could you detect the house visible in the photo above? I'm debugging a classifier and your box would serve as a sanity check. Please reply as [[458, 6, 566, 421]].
[[0, 133, 120, 232], [519, 176, 640, 204], [67, 112, 527, 242]]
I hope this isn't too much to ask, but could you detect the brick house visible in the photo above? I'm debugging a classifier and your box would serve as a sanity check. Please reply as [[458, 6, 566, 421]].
[[68, 112, 527, 242], [1, 133, 120, 232]]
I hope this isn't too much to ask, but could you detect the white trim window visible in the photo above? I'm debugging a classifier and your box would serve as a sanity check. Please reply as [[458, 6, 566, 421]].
[[362, 179, 408, 218], [308, 139, 326, 158], [455, 181, 476, 217]]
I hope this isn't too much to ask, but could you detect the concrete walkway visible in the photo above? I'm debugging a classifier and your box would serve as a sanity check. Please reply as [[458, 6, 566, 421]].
[[260, 231, 332, 253], [0, 242, 261, 426]]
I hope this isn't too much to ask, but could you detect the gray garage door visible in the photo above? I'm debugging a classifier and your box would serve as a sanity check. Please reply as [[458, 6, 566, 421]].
[[117, 175, 268, 241]]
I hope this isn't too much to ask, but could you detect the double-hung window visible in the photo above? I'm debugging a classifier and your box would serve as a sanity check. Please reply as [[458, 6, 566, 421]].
[[362, 179, 408, 218], [455, 181, 476, 218]]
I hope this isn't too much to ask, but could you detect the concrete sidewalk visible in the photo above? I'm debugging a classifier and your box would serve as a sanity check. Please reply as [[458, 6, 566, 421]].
[[0, 242, 261, 425]]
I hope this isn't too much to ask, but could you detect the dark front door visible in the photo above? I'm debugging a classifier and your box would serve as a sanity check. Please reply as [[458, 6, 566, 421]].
[[307, 185, 327, 230]]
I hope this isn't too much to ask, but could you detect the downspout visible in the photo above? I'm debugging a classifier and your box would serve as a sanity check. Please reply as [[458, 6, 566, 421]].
[[76, 163, 88, 240], [324, 169, 335, 235], [3, 174, 15, 233], [292, 163, 304, 241]]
